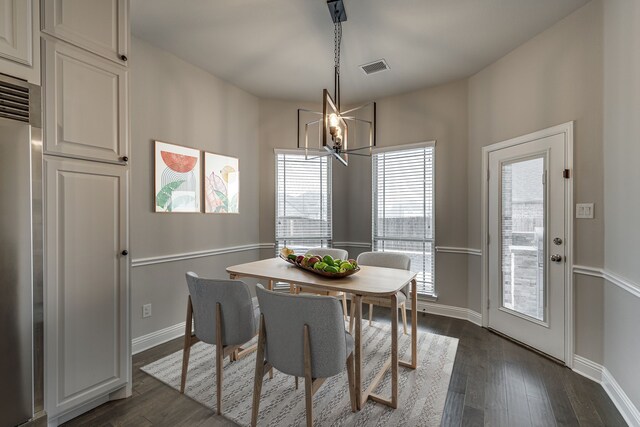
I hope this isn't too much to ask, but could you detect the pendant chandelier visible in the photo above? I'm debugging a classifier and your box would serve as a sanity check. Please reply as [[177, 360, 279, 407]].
[[298, 0, 376, 166]]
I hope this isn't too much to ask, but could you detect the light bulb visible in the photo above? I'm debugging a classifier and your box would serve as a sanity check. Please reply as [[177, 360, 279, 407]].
[[328, 113, 339, 128]]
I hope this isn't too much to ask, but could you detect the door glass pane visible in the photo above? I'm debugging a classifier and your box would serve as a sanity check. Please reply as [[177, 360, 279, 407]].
[[501, 156, 545, 321]]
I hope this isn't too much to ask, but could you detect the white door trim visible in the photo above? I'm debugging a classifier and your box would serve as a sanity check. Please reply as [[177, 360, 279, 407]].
[[481, 121, 574, 366]]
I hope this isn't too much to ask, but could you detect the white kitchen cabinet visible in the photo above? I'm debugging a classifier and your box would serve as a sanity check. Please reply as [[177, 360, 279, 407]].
[[43, 37, 129, 163], [44, 156, 130, 424], [0, 0, 40, 83], [42, 0, 129, 66]]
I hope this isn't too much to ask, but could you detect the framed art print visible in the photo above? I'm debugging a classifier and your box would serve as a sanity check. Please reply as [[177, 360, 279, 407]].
[[204, 152, 239, 213], [154, 141, 201, 212]]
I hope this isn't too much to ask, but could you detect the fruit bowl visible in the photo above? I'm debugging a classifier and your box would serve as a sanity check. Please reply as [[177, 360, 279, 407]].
[[279, 254, 360, 279]]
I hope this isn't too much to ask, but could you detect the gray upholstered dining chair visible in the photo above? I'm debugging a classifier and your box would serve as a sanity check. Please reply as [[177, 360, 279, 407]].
[[181, 272, 260, 415], [349, 252, 411, 335], [251, 285, 356, 427], [293, 247, 350, 319]]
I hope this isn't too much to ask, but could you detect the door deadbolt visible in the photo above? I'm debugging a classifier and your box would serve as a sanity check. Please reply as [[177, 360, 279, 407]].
[[553, 237, 563, 245], [550, 254, 563, 263]]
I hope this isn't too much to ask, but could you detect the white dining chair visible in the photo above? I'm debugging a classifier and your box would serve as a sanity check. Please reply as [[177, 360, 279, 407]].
[[181, 272, 260, 415], [293, 247, 350, 320], [349, 252, 411, 335], [251, 285, 356, 427]]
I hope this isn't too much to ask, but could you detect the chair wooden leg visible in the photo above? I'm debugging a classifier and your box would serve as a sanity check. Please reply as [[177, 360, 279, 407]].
[[215, 303, 224, 415], [342, 293, 348, 321], [346, 352, 356, 412], [401, 302, 408, 335], [295, 376, 299, 390], [303, 325, 313, 427], [180, 296, 193, 393], [368, 304, 373, 326], [251, 315, 267, 427], [269, 367, 274, 379]]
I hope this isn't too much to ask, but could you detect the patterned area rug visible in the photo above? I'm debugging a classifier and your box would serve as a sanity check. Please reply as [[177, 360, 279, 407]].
[[141, 320, 458, 426]]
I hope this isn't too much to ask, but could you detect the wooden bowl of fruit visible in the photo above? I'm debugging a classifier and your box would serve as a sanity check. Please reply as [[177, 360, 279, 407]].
[[279, 248, 360, 279]]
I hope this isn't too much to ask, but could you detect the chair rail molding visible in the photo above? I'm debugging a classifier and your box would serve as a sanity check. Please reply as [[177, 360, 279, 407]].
[[435, 246, 482, 256], [572, 265, 640, 299], [131, 243, 275, 267]]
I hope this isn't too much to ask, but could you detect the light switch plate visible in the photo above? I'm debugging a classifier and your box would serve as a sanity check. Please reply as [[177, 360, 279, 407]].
[[576, 203, 594, 219]]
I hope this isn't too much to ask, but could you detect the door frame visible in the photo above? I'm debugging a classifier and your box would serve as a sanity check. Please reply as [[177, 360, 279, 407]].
[[480, 121, 574, 366]]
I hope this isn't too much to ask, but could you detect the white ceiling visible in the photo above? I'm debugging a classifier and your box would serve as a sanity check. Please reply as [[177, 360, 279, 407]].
[[131, 0, 589, 103]]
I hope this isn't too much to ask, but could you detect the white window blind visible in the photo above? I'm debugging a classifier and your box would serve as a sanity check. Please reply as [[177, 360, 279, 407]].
[[275, 152, 332, 254], [373, 144, 435, 295]]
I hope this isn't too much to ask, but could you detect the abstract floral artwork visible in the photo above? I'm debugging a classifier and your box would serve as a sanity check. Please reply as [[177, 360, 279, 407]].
[[204, 152, 239, 213], [155, 141, 201, 212]]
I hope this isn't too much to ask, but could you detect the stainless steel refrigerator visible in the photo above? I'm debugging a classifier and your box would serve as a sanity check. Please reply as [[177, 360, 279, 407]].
[[0, 73, 44, 426]]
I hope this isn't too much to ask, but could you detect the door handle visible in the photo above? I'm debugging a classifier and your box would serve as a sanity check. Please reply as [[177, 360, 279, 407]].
[[550, 254, 563, 263]]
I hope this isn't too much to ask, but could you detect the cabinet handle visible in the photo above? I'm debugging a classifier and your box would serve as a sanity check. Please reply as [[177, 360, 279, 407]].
[[121, 250, 129, 256], [120, 54, 128, 61], [121, 156, 129, 162]]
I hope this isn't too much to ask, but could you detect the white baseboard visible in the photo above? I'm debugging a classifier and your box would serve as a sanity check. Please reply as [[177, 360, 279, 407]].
[[415, 301, 482, 326], [48, 394, 109, 427], [572, 355, 640, 426], [573, 354, 603, 383], [602, 367, 640, 427], [132, 322, 186, 355]]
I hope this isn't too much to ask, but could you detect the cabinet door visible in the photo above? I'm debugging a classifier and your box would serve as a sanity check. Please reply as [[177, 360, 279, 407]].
[[0, 0, 40, 84], [44, 157, 130, 418], [43, 0, 129, 65], [44, 38, 129, 163], [0, 0, 32, 64]]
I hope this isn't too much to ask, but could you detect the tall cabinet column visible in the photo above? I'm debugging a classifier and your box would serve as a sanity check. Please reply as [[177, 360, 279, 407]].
[[41, 1, 131, 425]]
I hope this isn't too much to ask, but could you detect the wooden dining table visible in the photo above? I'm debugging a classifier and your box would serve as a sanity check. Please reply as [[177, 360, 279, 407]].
[[226, 257, 418, 410]]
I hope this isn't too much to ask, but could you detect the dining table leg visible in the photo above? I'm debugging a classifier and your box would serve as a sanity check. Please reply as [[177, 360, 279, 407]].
[[399, 279, 418, 369], [411, 279, 417, 368], [390, 293, 399, 408], [353, 294, 363, 410]]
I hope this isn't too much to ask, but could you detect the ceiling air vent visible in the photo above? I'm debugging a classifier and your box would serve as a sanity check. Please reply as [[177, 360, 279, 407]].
[[359, 59, 390, 75]]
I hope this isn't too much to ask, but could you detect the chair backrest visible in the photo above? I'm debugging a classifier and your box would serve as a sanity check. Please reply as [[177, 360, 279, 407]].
[[304, 247, 348, 260], [356, 252, 412, 296], [185, 272, 257, 346], [256, 285, 349, 379]]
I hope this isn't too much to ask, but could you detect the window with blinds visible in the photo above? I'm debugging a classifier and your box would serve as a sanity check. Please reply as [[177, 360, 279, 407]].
[[275, 152, 332, 255], [372, 144, 435, 295]]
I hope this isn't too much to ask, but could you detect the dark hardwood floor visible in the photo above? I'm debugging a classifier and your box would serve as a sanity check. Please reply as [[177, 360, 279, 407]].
[[64, 308, 626, 426]]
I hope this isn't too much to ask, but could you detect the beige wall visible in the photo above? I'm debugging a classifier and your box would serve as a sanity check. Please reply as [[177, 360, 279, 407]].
[[603, 0, 640, 409], [467, 0, 604, 362], [346, 80, 470, 308], [259, 81, 470, 308], [130, 38, 261, 339], [126, 0, 640, 414]]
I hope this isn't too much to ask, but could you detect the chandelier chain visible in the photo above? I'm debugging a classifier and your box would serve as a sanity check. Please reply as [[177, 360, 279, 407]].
[[334, 21, 342, 76]]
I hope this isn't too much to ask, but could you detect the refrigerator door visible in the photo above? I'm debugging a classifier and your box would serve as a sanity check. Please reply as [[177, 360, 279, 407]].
[[0, 117, 34, 426]]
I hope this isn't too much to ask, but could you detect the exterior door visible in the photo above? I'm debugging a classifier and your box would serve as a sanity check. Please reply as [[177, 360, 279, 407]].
[[487, 131, 569, 361]]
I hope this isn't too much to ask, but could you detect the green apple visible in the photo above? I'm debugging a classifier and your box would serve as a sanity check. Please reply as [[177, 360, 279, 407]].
[[324, 265, 339, 274], [314, 261, 328, 270], [322, 255, 335, 266]]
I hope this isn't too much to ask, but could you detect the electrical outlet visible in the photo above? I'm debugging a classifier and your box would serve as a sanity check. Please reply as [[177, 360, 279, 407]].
[[142, 304, 152, 318]]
